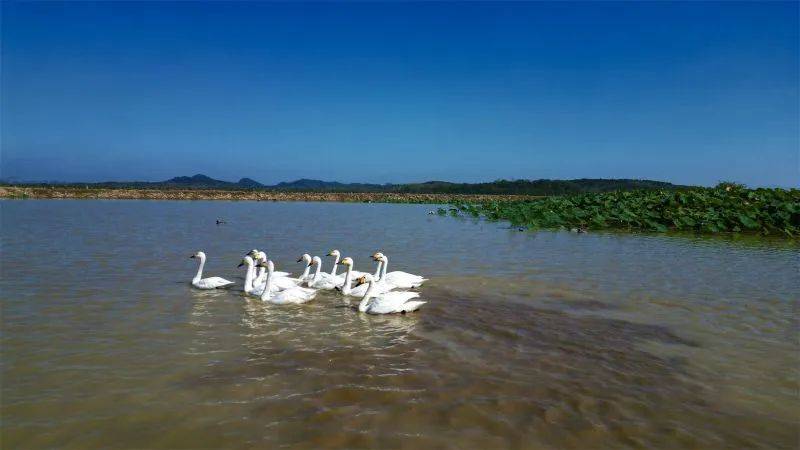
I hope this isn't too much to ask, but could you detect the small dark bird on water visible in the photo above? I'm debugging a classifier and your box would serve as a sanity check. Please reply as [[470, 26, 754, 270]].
[[216, 219, 226, 225]]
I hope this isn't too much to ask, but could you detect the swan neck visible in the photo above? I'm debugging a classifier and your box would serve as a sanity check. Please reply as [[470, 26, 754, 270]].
[[260, 268, 273, 301], [300, 264, 310, 280], [380, 257, 388, 280], [312, 262, 321, 280], [193, 256, 205, 282], [358, 280, 376, 312], [330, 254, 340, 276], [243, 261, 254, 294], [373, 260, 382, 280], [342, 265, 353, 295]]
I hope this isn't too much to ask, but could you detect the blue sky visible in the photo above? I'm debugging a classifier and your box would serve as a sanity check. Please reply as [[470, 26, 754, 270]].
[[2, 2, 797, 187]]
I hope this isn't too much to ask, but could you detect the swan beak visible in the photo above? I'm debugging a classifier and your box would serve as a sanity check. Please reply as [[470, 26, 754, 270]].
[[189, 255, 196, 259], [237, 262, 244, 268], [296, 257, 303, 262]]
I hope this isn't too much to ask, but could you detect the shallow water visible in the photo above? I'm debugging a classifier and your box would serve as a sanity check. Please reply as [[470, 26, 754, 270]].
[[1, 199, 798, 449]]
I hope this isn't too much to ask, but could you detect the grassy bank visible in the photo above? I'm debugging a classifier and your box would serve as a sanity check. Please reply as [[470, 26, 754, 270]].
[[447, 183, 800, 237], [0, 186, 540, 204]]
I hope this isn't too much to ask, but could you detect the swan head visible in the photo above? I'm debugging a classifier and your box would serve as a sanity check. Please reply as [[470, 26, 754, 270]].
[[354, 274, 374, 286], [257, 251, 267, 262], [238, 255, 254, 268], [246, 249, 259, 257], [337, 257, 354, 266], [190, 251, 206, 259], [256, 259, 275, 273], [296, 253, 312, 265], [327, 249, 341, 258], [310, 256, 322, 266], [371, 252, 385, 261]]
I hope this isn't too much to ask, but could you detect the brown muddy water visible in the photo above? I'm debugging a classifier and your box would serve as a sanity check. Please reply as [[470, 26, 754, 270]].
[[1, 200, 798, 449]]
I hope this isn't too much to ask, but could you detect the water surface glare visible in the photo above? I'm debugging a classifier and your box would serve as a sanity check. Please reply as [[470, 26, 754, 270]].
[[1, 200, 798, 449]]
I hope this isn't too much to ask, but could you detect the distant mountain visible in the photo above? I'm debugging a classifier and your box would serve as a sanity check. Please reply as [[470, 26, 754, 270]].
[[1, 174, 689, 195], [273, 178, 389, 191], [236, 177, 265, 188]]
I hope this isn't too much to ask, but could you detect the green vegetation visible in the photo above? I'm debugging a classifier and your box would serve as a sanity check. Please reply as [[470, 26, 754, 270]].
[[450, 183, 800, 237]]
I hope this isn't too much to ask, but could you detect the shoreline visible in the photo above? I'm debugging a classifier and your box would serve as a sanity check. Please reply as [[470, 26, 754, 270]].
[[0, 186, 539, 204]]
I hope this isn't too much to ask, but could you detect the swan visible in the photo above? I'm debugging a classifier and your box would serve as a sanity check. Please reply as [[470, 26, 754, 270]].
[[327, 250, 368, 280], [336, 257, 396, 297], [353, 274, 426, 314], [306, 256, 341, 290], [372, 252, 427, 288], [257, 260, 317, 304], [189, 251, 235, 289]]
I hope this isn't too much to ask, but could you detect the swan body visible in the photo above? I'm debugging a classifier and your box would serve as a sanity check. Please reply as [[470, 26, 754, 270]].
[[354, 274, 426, 314], [337, 258, 396, 297], [190, 251, 235, 289], [306, 256, 341, 290], [373, 253, 427, 288], [258, 260, 317, 304]]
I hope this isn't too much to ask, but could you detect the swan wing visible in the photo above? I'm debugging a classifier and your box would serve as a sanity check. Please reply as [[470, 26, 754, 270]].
[[271, 276, 303, 290], [269, 287, 317, 304], [194, 277, 235, 289], [367, 291, 421, 314], [310, 276, 340, 290], [399, 300, 426, 313], [383, 272, 426, 288], [345, 281, 396, 297]]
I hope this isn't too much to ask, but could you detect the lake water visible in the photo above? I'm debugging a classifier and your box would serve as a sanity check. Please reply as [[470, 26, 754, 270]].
[[1, 199, 798, 449]]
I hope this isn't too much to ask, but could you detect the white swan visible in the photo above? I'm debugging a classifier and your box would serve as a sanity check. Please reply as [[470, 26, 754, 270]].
[[336, 257, 396, 297], [306, 256, 340, 290], [327, 249, 368, 280], [238, 256, 262, 295], [353, 274, 426, 314], [258, 260, 317, 304], [189, 251, 235, 289], [372, 252, 427, 288]]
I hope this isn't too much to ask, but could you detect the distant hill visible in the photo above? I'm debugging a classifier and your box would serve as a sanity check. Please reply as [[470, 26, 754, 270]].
[[0, 174, 688, 195]]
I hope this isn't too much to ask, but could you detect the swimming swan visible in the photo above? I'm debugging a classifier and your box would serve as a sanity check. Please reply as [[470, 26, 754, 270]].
[[189, 251, 235, 289], [306, 256, 340, 290], [372, 252, 427, 288], [257, 260, 317, 304], [336, 257, 396, 297], [353, 274, 426, 314]]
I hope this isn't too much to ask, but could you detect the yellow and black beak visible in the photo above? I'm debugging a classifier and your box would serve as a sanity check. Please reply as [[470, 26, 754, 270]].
[[189, 255, 196, 259], [237, 260, 245, 268]]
